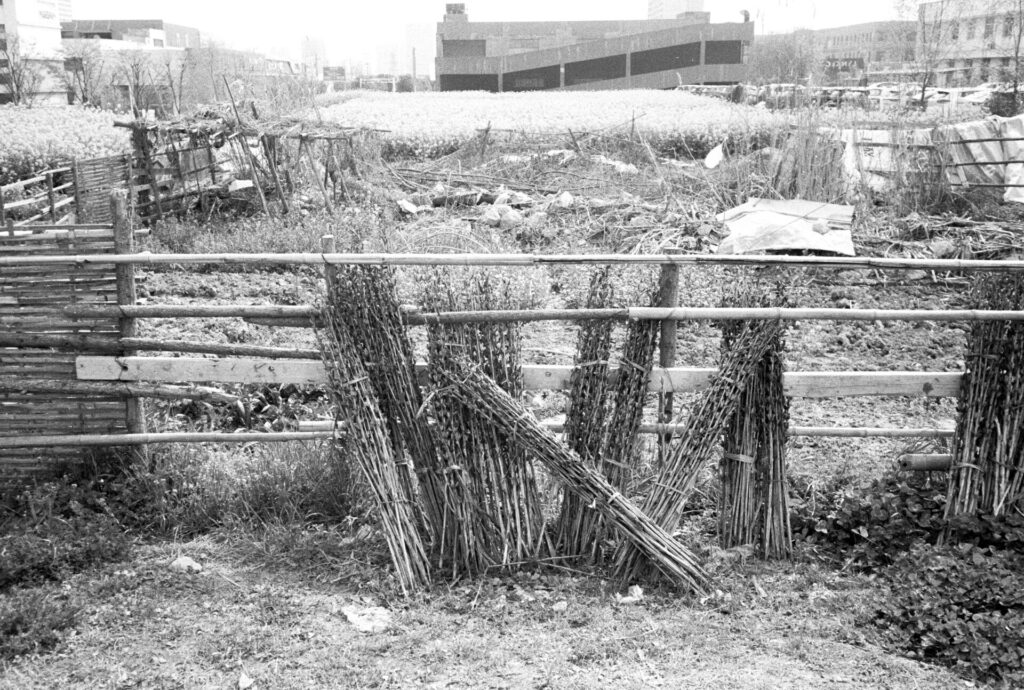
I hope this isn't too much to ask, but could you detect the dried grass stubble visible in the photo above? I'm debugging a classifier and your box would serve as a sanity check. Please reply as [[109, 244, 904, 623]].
[[318, 298, 431, 595], [616, 319, 784, 582], [439, 361, 708, 594]]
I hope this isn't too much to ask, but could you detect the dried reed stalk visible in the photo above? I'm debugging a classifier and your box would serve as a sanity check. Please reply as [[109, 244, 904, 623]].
[[719, 288, 792, 559], [327, 265, 445, 538], [423, 270, 544, 576], [437, 361, 708, 593], [318, 299, 430, 595], [947, 275, 1024, 519], [616, 319, 783, 582], [555, 268, 615, 560]]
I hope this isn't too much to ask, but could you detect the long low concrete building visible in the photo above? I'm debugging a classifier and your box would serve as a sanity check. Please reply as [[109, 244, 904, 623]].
[[436, 4, 753, 92]]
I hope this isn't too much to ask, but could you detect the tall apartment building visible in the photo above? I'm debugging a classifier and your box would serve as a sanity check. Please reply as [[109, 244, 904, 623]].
[[436, 3, 750, 91], [648, 0, 705, 21], [0, 0, 66, 103]]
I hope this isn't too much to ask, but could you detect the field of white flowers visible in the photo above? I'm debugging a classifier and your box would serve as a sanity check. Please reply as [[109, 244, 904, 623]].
[[319, 90, 787, 159], [0, 106, 130, 184]]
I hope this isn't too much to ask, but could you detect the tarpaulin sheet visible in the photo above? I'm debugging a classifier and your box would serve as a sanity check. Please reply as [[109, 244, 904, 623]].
[[716, 198, 856, 256]]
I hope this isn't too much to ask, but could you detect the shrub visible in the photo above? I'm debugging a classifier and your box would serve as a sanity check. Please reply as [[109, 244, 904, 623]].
[[874, 544, 1024, 685], [0, 589, 80, 661], [791, 470, 947, 569]]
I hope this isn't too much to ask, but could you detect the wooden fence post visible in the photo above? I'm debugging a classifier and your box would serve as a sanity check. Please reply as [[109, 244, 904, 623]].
[[112, 191, 145, 434], [322, 234, 338, 291], [46, 171, 57, 224], [657, 258, 680, 460], [72, 161, 85, 223]]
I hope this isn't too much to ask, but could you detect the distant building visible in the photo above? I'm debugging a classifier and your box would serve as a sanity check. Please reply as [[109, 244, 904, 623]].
[[816, 21, 916, 84], [752, 21, 916, 86], [919, 0, 1024, 86], [436, 3, 751, 92], [0, 0, 66, 103], [648, 0, 705, 21], [61, 19, 201, 49], [56, 0, 73, 23]]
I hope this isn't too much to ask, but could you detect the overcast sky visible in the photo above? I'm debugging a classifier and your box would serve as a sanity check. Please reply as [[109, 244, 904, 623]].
[[72, 0, 907, 69]]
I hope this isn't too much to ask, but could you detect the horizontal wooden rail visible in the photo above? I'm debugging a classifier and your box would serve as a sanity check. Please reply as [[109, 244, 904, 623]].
[[297, 419, 955, 439], [76, 357, 963, 398], [61, 304, 1024, 324], [0, 377, 238, 403], [2, 251, 1024, 272], [0, 431, 336, 449]]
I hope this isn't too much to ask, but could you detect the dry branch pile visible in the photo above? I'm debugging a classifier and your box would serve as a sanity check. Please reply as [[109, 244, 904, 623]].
[[947, 275, 1024, 518], [437, 361, 708, 593], [422, 270, 545, 576], [616, 318, 784, 582], [719, 287, 792, 559]]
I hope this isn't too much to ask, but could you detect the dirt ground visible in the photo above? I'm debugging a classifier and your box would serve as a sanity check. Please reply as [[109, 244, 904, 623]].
[[0, 534, 966, 690]]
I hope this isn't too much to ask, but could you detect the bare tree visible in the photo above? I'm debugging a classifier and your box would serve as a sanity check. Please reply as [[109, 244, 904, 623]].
[[160, 50, 196, 116], [116, 50, 155, 116], [897, 0, 965, 104], [0, 35, 46, 104], [747, 30, 819, 84], [60, 40, 107, 106]]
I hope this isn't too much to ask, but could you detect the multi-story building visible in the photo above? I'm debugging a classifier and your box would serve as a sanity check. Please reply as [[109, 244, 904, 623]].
[[61, 19, 201, 49], [0, 0, 66, 103], [751, 21, 916, 86], [919, 0, 1024, 86], [436, 3, 751, 91], [648, 0, 705, 21], [816, 21, 916, 84]]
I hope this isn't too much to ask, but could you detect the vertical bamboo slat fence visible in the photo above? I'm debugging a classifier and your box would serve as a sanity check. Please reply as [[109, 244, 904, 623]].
[[0, 195, 137, 478]]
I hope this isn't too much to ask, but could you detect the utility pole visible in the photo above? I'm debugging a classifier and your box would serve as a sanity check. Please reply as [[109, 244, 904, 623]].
[[412, 47, 417, 92]]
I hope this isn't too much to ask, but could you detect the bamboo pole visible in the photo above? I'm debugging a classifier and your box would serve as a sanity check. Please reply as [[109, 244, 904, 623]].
[[0, 431, 337, 449], [300, 137, 334, 213], [298, 420, 955, 439], [0, 377, 238, 403], [62, 304, 1024, 324], [0, 332, 319, 359], [899, 454, 953, 471], [6, 251, 1024, 271]]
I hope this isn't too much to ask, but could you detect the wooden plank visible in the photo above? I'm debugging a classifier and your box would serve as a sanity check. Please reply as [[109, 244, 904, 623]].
[[75, 356, 964, 397]]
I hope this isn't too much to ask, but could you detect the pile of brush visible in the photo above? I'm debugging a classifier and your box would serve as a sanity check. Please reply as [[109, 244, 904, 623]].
[[718, 284, 792, 560], [318, 265, 795, 595], [947, 274, 1024, 519]]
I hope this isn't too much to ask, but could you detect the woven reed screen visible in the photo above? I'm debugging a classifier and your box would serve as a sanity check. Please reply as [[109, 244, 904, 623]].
[[0, 225, 130, 479], [74, 155, 131, 224]]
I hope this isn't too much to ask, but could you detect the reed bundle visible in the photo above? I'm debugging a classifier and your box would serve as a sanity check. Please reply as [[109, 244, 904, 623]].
[[947, 275, 1024, 518], [556, 268, 616, 560], [719, 288, 791, 558], [437, 361, 708, 593], [423, 270, 545, 576], [318, 296, 431, 595], [326, 265, 445, 540], [615, 319, 784, 582]]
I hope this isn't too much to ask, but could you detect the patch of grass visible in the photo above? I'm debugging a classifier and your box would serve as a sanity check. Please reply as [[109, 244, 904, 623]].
[[0, 588, 80, 661], [112, 442, 360, 536]]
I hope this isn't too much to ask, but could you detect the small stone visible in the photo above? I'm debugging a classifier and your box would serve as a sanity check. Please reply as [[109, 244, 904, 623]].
[[169, 556, 202, 574], [552, 600, 568, 613]]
